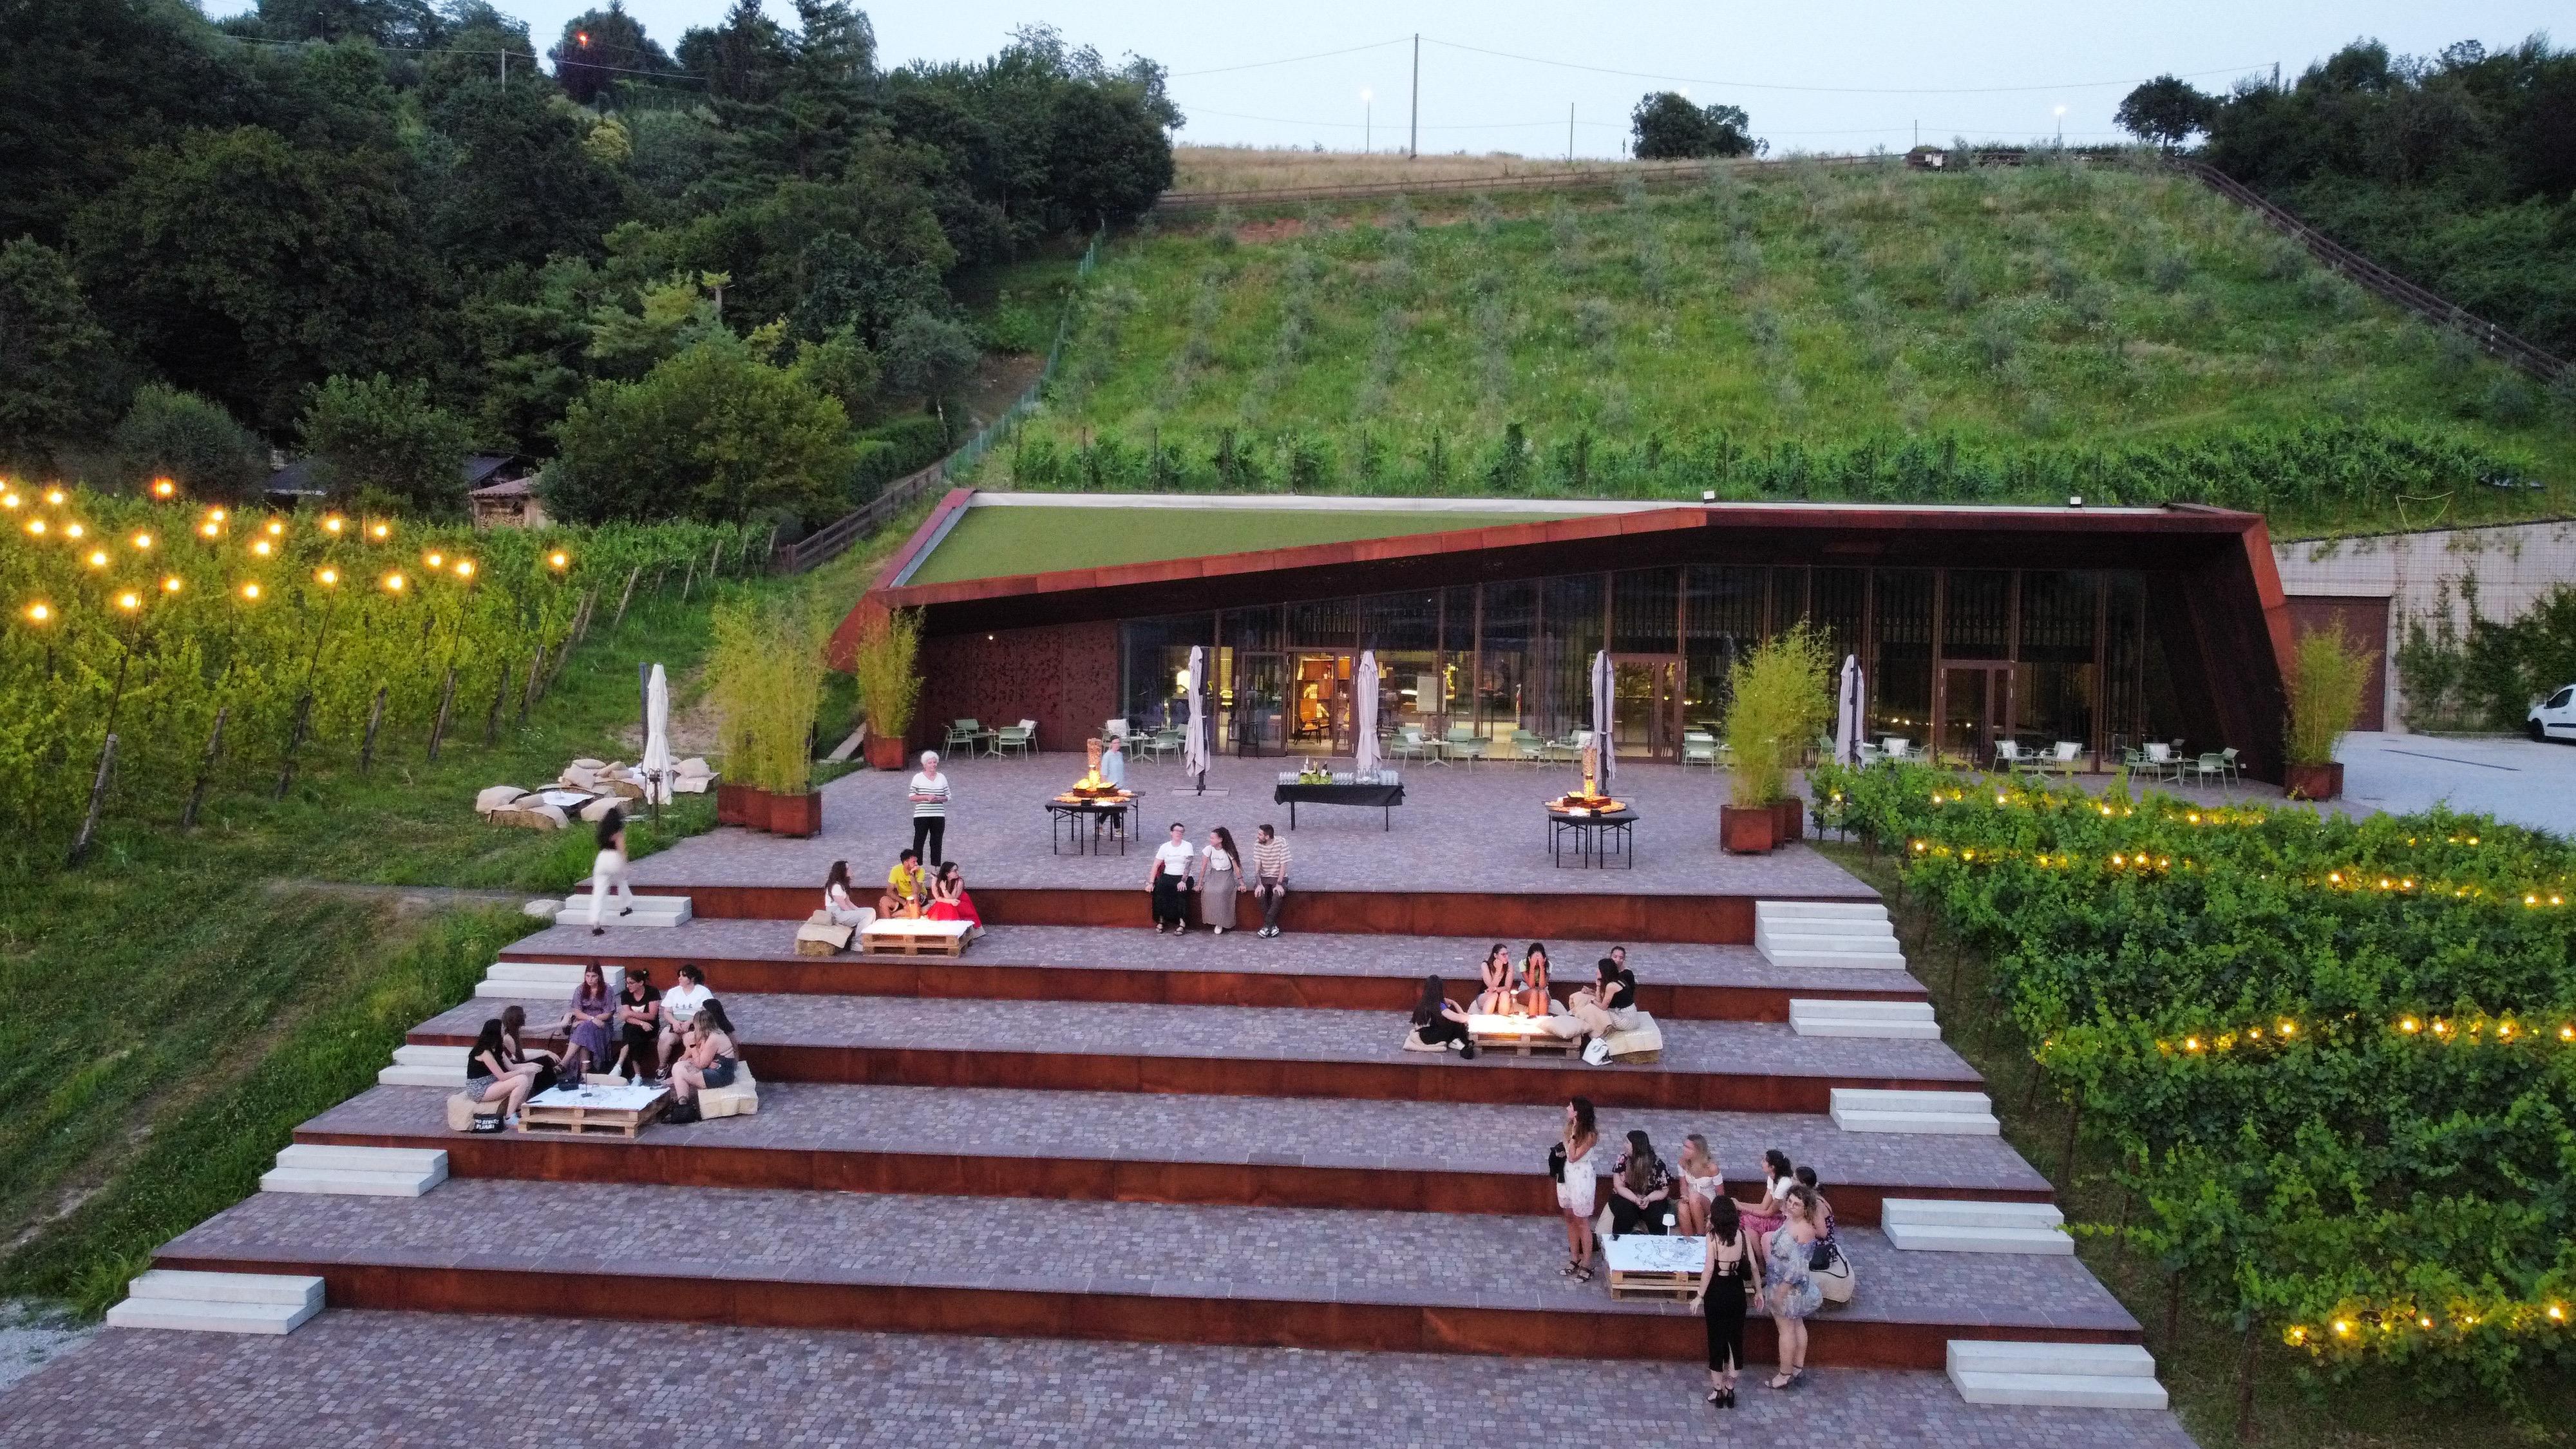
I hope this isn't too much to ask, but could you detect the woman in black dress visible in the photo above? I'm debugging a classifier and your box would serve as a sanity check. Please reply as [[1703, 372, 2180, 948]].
[[1690, 1195, 1763, 1408], [1409, 975, 1479, 1057]]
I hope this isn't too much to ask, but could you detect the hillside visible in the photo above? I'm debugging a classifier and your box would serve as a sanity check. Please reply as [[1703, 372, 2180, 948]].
[[980, 154, 2575, 535]]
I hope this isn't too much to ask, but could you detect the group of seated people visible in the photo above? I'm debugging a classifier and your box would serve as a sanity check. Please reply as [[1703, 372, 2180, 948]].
[[1407, 943, 1644, 1065], [462, 962, 742, 1126], [822, 851, 981, 939]]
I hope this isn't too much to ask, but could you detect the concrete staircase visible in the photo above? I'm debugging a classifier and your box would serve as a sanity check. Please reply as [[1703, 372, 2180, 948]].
[[1883, 1197, 2072, 1253], [478, 960, 621, 999], [1947, 1340, 2168, 1408], [379, 1043, 469, 1087], [105, 1271, 325, 1335], [1755, 901, 1905, 970], [551, 895, 693, 928], [260, 1144, 448, 1198], [1830, 1088, 2000, 1135], [1789, 998, 1938, 1038]]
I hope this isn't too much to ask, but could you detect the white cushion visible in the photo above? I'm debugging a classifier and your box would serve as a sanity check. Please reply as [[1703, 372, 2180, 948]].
[[698, 1063, 759, 1119], [475, 785, 529, 815]]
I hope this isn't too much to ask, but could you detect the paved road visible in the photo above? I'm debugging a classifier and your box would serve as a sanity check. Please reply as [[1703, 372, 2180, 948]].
[[2337, 732, 2576, 836]]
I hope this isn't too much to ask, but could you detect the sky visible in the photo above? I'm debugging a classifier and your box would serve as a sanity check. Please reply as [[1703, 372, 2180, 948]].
[[205, 0, 2566, 158]]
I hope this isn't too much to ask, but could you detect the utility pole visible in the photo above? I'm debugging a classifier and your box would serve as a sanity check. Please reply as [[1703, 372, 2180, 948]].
[[1569, 104, 1575, 163], [1408, 34, 1419, 160]]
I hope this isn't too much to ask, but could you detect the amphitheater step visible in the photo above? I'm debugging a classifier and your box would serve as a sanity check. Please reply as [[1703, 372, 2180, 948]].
[[1882, 1197, 2071, 1254], [106, 1270, 324, 1335], [1830, 1088, 2000, 1135], [379, 1043, 468, 1088], [478, 960, 622, 999], [259, 1143, 448, 1198], [1754, 902, 1904, 971], [1947, 1341, 2166, 1408], [1755, 901, 1890, 924], [1788, 999, 1938, 1037], [552, 895, 693, 928]]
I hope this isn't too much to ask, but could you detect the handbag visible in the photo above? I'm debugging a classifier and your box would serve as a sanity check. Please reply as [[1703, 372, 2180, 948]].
[[1812, 1238, 1856, 1305], [1548, 1142, 1567, 1183]]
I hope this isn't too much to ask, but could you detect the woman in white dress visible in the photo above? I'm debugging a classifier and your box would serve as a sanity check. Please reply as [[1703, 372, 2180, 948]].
[[1555, 1097, 1602, 1282], [585, 807, 636, 936]]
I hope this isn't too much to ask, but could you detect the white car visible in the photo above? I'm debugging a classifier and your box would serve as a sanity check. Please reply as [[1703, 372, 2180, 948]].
[[2532, 684, 2576, 742]]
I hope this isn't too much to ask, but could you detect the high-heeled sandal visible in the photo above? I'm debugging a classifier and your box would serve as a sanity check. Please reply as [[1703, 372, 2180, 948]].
[[1705, 1389, 1721, 1406], [1768, 1372, 1795, 1390]]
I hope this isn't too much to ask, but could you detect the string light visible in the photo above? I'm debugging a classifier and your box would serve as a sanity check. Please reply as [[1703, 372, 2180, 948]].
[[0, 491, 18, 509], [207, 508, 227, 523], [63, 522, 83, 539], [316, 567, 339, 586], [24, 602, 51, 623], [131, 532, 151, 551], [86, 551, 107, 569], [24, 518, 44, 536], [548, 550, 569, 569], [44, 488, 65, 506], [369, 521, 390, 540], [381, 572, 406, 592], [151, 477, 176, 498], [424, 551, 444, 569], [199, 520, 220, 537], [323, 515, 345, 535], [116, 591, 140, 612], [240, 582, 262, 601], [252, 540, 272, 557], [162, 576, 182, 593], [266, 520, 285, 537], [453, 559, 475, 579]]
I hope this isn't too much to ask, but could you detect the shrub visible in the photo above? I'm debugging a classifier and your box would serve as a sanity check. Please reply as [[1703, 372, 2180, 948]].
[[848, 606, 922, 744], [1723, 621, 1831, 806], [2285, 625, 2376, 766], [549, 340, 853, 524], [298, 374, 478, 518], [707, 594, 828, 795], [111, 384, 263, 502]]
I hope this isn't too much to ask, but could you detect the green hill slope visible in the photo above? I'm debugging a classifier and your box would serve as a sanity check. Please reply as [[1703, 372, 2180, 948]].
[[983, 156, 2573, 534]]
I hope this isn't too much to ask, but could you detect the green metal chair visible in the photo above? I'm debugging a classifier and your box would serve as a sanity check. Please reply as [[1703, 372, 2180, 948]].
[[1681, 731, 1720, 769], [1509, 728, 1544, 764], [943, 719, 985, 754], [1389, 724, 1433, 764], [991, 719, 1036, 759], [1443, 725, 1486, 768]]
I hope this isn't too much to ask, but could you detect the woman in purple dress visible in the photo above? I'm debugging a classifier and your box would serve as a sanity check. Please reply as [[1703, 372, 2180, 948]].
[[558, 963, 616, 1083]]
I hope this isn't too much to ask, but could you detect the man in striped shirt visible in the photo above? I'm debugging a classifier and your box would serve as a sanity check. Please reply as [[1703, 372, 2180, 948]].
[[909, 750, 951, 866], [1251, 823, 1293, 937]]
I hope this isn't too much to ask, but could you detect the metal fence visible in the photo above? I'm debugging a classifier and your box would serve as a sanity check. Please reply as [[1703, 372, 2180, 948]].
[[775, 229, 1103, 574]]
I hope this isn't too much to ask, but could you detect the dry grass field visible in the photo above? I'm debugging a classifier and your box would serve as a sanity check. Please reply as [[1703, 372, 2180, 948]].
[[1169, 145, 1714, 195]]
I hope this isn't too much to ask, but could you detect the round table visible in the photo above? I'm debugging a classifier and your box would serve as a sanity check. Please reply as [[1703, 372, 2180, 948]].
[[1546, 806, 1637, 869]]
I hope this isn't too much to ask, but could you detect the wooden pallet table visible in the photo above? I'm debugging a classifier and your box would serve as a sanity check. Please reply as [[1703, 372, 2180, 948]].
[[1602, 1233, 1709, 1301], [860, 918, 972, 957], [519, 1083, 668, 1138], [1465, 1013, 1582, 1057]]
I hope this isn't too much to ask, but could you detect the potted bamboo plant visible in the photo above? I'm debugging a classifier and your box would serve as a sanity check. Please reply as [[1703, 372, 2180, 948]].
[[2282, 627, 2372, 802], [708, 594, 830, 835], [849, 607, 922, 772], [1721, 623, 1833, 854]]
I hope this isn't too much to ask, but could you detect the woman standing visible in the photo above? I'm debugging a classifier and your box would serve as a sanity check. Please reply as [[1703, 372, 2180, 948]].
[[1147, 822, 1194, 934], [585, 807, 636, 936], [908, 751, 951, 867], [1519, 942, 1554, 1018], [1764, 1186, 1826, 1390], [1470, 943, 1513, 1015], [1555, 1097, 1601, 1282], [1690, 1197, 1761, 1409], [557, 963, 616, 1083], [1198, 827, 1242, 935]]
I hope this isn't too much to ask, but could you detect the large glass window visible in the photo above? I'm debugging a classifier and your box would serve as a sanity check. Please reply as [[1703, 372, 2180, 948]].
[[2014, 571, 2099, 749], [2105, 573, 2146, 753], [1871, 570, 1934, 744], [1540, 573, 1605, 737], [1610, 567, 1680, 654], [1361, 591, 1442, 737], [1478, 581, 1537, 743], [1287, 597, 1356, 650], [1808, 567, 1866, 664], [1120, 614, 1213, 733], [1684, 565, 1766, 728], [1944, 569, 2012, 659]]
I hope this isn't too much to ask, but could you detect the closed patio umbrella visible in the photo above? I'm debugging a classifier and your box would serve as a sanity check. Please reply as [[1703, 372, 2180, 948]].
[[1182, 645, 1210, 793], [640, 663, 673, 809], [1589, 649, 1615, 787], [1833, 654, 1864, 766], [1354, 650, 1381, 778]]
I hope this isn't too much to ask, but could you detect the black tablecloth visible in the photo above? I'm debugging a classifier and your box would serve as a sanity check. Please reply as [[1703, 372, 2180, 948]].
[[1273, 782, 1406, 809]]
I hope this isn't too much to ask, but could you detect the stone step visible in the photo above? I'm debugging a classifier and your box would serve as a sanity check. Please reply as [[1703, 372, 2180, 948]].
[[107, 1271, 324, 1335], [379, 1043, 468, 1088], [1788, 999, 1938, 1038], [1756, 917, 1897, 941], [553, 895, 692, 927], [1759, 949, 1911, 971], [1831, 1088, 2000, 1136], [1949, 1340, 2157, 1377], [1756, 900, 1889, 923], [276, 1143, 448, 1177], [1884, 1222, 2074, 1254], [1884, 1198, 2064, 1230], [477, 961, 623, 999], [1947, 1370, 2169, 1409], [260, 1144, 448, 1198], [1757, 929, 1900, 954]]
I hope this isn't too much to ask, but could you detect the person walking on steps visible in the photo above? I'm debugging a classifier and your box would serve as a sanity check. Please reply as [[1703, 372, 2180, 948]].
[[909, 751, 951, 867], [587, 807, 636, 936]]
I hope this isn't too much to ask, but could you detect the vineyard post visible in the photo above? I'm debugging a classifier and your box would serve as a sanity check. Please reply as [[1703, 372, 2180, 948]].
[[577, 585, 600, 645], [426, 668, 457, 760], [611, 565, 640, 631], [67, 734, 118, 867], [518, 643, 542, 720], [762, 525, 778, 567], [274, 693, 313, 799], [181, 705, 227, 831], [679, 558, 697, 602], [359, 686, 387, 773], [2233, 1312, 2260, 1441], [2059, 1097, 2082, 1184], [486, 662, 511, 743], [708, 538, 723, 581]]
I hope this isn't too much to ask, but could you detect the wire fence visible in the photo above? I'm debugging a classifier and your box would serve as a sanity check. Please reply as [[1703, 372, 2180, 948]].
[[774, 229, 1103, 574]]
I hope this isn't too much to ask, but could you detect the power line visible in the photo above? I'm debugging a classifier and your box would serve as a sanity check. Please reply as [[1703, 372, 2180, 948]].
[[1170, 36, 1412, 78], [1417, 37, 2271, 96]]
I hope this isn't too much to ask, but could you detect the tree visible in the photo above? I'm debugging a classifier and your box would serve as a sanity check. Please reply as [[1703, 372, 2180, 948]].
[[550, 1, 674, 106], [547, 339, 852, 522], [111, 384, 265, 502], [426, 79, 623, 273], [2116, 76, 2220, 149], [298, 372, 478, 515], [677, 0, 793, 104], [0, 238, 121, 459], [1629, 91, 1759, 160], [878, 308, 979, 401], [1048, 86, 1174, 227]]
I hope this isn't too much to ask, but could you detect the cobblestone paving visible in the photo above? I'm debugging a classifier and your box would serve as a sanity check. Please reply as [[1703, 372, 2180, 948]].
[[0, 1311, 2199, 1448], [163, 1180, 2137, 1332], [310, 1084, 2052, 1195], [625, 755, 1875, 898], [415, 993, 1984, 1084], [511, 921, 1929, 998]]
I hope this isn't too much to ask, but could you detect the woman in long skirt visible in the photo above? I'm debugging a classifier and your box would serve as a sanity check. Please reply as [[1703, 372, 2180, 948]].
[[1198, 827, 1242, 934]]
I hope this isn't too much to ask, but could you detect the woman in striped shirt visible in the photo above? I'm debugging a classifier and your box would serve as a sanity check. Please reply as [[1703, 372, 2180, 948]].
[[909, 750, 951, 866]]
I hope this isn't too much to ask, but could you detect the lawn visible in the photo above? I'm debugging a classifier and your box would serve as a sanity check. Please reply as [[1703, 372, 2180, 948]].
[[0, 522, 909, 1312], [976, 154, 2574, 536], [902, 503, 1582, 585]]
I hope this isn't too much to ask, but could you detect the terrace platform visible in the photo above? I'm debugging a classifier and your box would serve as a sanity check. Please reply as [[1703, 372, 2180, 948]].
[[153, 1180, 2141, 1367], [416, 993, 1984, 1112], [504, 920, 1931, 1019], [621, 755, 1875, 942], [298, 1083, 2052, 1221]]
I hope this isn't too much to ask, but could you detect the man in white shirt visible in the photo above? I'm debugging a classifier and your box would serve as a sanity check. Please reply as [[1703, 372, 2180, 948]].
[[658, 963, 715, 1076], [1147, 822, 1195, 933]]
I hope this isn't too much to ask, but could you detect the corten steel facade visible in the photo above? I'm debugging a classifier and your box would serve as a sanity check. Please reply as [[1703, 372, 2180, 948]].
[[839, 493, 2297, 782]]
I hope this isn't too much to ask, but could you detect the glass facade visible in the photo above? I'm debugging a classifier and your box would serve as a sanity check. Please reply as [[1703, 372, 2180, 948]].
[[1117, 565, 2167, 762]]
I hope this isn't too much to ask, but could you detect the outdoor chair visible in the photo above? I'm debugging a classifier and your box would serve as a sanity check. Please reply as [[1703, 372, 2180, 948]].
[[992, 719, 1036, 759], [2219, 746, 2242, 786], [1138, 727, 1181, 764], [1104, 718, 1132, 742], [1855, 742, 1884, 766], [1443, 726, 1487, 768], [1537, 732, 1581, 764], [1682, 732, 1720, 769], [1881, 739, 1913, 761], [2189, 752, 2229, 791], [1390, 724, 1432, 763], [944, 719, 985, 753], [1509, 728, 1544, 764], [2050, 741, 2084, 776], [1994, 739, 2026, 771]]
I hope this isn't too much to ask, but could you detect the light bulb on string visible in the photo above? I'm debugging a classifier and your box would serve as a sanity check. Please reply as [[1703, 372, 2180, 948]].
[[453, 559, 475, 579], [24, 518, 46, 536], [241, 582, 262, 601], [151, 477, 176, 498], [45, 488, 66, 506], [323, 515, 345, 536], [316, 567, 339, 587], [64, 522, 83, 539], [381, 572, 406, 593], [131, 532, 151, 551], [24, 601, 52, 623], [162, 576, 182, 593], [253, 540, 272, 557], [116, 591, 140, 612], [87, 551, 107, 569], [370, 522, 390, 540]]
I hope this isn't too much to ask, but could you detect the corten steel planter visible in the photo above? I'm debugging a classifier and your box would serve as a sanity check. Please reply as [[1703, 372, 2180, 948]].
[[760, 789, 824, 837], [864, 733, 908, 770], [1721, 804, 1779, 855], [715, 782, 754, 828], [1772, 797, 1805, 842], [2282, 762, 2344, 802]]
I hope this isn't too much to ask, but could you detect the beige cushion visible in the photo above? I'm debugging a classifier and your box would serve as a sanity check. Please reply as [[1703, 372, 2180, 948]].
[[698, 1063, 759, 1119], [558, 766, 597, 790], [492, 804, 568, 830], [571, 757, 608, 771], [1400, 1027, 1448, 1053], [597, 778, 645, 800], [672, 774, 713, 793], [578, 796, 625, 822], [446, 1091, 498, 1130], [475, 785, 529, 815], [1603, 1012, 1663, 1063], [796, 919, 855, 956]]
